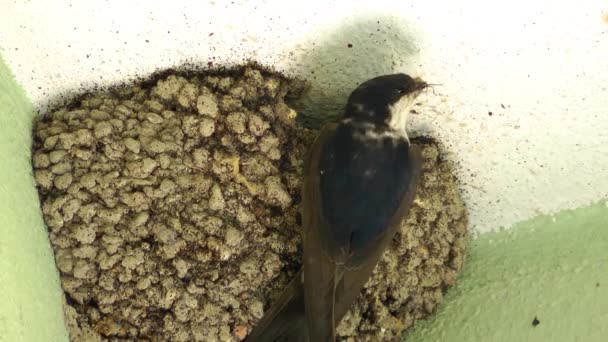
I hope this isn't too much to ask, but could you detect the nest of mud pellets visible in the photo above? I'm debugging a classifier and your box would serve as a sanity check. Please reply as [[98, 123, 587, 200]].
[[32, 66, 468, 342]]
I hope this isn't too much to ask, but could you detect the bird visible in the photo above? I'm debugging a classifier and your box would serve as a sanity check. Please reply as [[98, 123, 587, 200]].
[[245, 73, 428, 342]]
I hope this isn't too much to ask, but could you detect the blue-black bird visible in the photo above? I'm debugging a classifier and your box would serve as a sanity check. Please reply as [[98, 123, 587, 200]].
[[245, 73, 428, 342]]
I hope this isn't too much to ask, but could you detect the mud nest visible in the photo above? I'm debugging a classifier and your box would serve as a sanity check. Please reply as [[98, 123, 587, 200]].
[[32, 66, 468, 342]]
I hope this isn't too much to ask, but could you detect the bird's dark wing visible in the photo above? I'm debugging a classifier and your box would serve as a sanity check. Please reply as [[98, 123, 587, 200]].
[[304, 123, 422, 341], [302, 123, 340, 342], [318, 125, 416, 264], [246, 124, 422, 342], [333, 145, 422, 322]]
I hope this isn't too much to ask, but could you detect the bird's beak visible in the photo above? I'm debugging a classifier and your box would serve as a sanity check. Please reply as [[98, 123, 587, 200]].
[[413, 77, 428, 91]]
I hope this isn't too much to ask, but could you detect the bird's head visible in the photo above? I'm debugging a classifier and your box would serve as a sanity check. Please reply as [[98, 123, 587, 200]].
[[343, 73, 428, 135]]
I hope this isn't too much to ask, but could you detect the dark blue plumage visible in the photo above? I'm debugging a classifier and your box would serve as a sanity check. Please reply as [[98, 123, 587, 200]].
[[318, 123, 413, 265]]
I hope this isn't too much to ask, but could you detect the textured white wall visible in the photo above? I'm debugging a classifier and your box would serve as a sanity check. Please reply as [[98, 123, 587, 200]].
[[1, 0, 607, 234]]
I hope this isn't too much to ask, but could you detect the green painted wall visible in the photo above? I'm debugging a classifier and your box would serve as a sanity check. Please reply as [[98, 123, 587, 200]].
[[0, 56, 69, 342], [408, 200, 608, 342]]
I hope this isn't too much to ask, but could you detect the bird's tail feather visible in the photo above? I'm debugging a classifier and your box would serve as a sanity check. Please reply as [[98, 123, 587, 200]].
[[244, 270, 308, 342]]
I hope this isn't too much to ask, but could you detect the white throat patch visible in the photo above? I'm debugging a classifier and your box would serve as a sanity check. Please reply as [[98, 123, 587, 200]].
[[387, 92, 419, 140]]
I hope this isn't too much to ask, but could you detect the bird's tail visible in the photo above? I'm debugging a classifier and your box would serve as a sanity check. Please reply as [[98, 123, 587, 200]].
[[244, 269, 309, 342]]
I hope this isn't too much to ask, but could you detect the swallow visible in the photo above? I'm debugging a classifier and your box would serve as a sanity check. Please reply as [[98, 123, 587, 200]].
[[245, 74, 427, 342]]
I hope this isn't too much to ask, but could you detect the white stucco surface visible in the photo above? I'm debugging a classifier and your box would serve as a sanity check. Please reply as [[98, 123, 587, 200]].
[[1, 0, 607, 234]]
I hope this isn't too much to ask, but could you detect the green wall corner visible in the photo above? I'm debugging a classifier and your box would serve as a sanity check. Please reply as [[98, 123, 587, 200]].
[[408, 200, 608, 342], [0, 55, 69, 342]]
